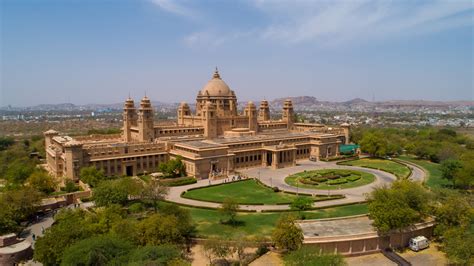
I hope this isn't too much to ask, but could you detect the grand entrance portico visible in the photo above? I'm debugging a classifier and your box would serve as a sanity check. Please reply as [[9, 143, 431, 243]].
[[262, 143, 297, 169]]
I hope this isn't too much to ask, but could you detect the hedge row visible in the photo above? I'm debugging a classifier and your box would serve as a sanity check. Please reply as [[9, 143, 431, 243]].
[[161, 177, 197, 187]]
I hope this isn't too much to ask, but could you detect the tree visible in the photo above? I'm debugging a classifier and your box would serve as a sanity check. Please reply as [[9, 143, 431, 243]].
[[359, 132, 388, 157], [0, 187, 41, 234], [34, 209, 93, 265], [454, 152, 474, 189], [284, 246, 346, 266], [137, 214, 185, 246], [433, 191, 472, 236], [290, 196, 313, 217], [366, 180, 430, 233], [158, 156, 186, 178], [440, 159, 462, 188], [79, 166, 106, 187], [127, 244, 183, 265], [272, 214, 303, 251], [219, 198, 240, 225], [141, 179, 168, 212], [442, 228, 474, 265], [0, 137, 14, 151], [92, 179, 129, 207], [61, 235, 133, 266], [202, 238, 231, 265], [27, 170, 57, 194], [64, 179, 79, 193]]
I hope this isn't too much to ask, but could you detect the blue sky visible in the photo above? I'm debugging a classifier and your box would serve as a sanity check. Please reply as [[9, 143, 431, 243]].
[[1, 0, 473, 106]]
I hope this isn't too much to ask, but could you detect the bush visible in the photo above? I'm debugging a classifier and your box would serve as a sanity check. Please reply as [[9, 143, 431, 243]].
[[327, 179, 348, 185], [299, 178, 319, 185], [160, 177, 197, 187], [347, 175, 361, 182], [310, 177, 328, 183], [323, 174, 340, 180], [272, 187, 280, 192], [256, 245, 269, 256], [128, 202, 145, 213]]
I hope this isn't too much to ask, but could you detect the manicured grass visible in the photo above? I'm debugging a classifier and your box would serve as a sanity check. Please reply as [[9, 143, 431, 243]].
[[182, 179, 320, 204], [181, 203, 369, 238], [285, 169, 375, 190], [339, 158, 410, 179], [398, 155, 448, 189]]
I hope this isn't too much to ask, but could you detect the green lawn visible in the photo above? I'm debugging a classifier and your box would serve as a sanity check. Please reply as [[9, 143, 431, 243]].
[[339, 158, 410, 179], [180, 203, 368, 239], [397, 155, 448, 189], [182, 179, 327, 204], [285, 169, 375, 190]]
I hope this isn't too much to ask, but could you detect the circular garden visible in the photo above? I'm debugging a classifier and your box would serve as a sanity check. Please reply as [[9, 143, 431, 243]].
[[285, 169, 376, 190]]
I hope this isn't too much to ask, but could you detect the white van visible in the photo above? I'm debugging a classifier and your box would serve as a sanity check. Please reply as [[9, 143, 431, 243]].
[[408, 236, 429, 251]]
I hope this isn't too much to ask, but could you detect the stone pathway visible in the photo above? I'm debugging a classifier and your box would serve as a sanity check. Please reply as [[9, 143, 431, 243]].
[[165, 159, 425, 211]]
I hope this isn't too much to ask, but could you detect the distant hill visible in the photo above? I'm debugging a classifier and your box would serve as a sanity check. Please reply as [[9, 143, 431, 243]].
[[343, 98, 369, 105], [270, 96, 320, 106], [2, 96, 473, 111]]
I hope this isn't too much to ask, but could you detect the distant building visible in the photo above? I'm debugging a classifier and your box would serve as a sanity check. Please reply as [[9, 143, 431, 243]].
[[44, 69, 350, 180]]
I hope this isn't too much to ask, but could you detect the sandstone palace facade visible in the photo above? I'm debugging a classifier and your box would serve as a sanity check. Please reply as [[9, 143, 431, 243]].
[[44, 69, 350, 180]]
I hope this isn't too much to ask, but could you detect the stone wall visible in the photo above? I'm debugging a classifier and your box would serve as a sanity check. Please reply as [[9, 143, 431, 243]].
[[304, 220, 435, 256]]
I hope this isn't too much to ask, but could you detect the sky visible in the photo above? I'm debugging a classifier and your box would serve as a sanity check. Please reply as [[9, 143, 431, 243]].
[[1, 0, 473, 107]]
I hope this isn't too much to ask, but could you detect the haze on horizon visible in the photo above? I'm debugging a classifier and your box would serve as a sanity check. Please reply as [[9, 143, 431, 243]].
[[1, 0, 473, 107]]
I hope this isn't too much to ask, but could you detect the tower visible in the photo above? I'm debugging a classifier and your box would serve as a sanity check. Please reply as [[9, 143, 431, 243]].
[[64, 141, 83, 181], [341, 123, 350, 145], [123, 97, 137, 142], [177, 102, 191, 125], [258, 100, 270, 121], [137, 96, 154, 142], [245, 101, 258, 132], [202, 101, 217, 139], [282, 99, 295, 129]]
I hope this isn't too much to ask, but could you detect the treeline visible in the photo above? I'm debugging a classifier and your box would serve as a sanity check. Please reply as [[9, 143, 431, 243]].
[[352, 127, 474, 188], [0, 136, 72, 234], [367, 180, 473, 265], [34, 204, 193, 265]]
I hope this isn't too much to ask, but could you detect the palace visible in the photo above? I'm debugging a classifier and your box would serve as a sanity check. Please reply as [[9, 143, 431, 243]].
[[44, 69, 350, 180]]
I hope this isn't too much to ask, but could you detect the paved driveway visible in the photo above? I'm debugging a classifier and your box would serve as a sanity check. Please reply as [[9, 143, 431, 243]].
[[165, 159, 426, 211]]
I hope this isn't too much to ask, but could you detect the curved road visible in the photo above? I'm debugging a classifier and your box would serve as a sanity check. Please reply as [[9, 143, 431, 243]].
[[165, 159, 426, 211]]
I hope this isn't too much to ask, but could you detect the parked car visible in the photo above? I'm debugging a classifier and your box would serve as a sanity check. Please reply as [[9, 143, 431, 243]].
[[408, 236, 429, 251]]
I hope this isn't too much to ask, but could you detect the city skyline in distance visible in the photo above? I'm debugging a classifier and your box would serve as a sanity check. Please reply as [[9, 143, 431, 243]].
[[1, 0, 473, 107]]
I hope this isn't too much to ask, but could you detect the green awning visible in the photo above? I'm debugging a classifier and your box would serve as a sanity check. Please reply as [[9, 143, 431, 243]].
[[339, 144, 360, 153]]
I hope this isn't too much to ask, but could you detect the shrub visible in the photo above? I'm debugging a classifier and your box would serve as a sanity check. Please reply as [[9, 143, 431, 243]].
[[327, 179, 348, 185], [323, 174, 340, 180], [299, 179, 319, 185], [160, 177, 197, 187], [273, 187, 280, 192], [128, 202, 145, 213], [310, 177, 328, 183], [347, 175, 361, 182]]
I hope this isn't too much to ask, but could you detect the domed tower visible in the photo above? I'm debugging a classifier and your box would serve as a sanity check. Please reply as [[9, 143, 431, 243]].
[[258, 100, 270, 121], [196, 68, 237, 118], [202, 101, 217, 139], [177, 102, 191, 125], [282, 99, 295, 129], [137, 96, 154, 142], [244, 101, 258, 132], [123, 97, 137, 142]]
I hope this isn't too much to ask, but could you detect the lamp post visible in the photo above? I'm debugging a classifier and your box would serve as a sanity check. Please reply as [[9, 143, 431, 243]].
[[271, 177, 273, 187]]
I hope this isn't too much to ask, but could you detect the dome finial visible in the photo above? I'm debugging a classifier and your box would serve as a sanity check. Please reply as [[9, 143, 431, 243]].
[[213, 67, 220, 79]]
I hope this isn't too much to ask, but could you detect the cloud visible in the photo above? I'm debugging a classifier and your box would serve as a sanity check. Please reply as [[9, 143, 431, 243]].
[[256, 0, 473, 45], [183, 30, 255, 48], [149, 0, 195, 18]]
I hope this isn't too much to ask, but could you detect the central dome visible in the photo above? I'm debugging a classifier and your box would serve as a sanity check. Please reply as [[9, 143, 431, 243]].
[[199, 69, 233, 97]]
